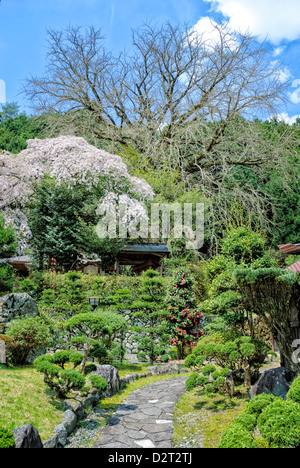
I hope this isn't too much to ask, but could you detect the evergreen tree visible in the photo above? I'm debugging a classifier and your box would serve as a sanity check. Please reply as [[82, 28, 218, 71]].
[[165, 268, 204, 360], [131, 269, 167, 364], [0, 214, 18, 294]]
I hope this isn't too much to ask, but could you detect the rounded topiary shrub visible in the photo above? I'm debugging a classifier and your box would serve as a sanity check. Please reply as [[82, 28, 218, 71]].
[[186, 373, 200, 391], [244, 393, 279, 418], [0, 428, 16, 449], [219, 423, 257, 448], [89, 375, 108, 393], [286, 376, 300, 404], [257, 399, 300, 448]]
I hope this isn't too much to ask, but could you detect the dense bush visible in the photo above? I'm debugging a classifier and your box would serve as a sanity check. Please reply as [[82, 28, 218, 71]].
[[88, 375, 108, 393], [2, 315, 51, 366], [286, 376, 300, 404], [219, 423, 258, 449], [257, 399, 300, 448], [220, 388, 300, 448], [0, 427, 16, 449]]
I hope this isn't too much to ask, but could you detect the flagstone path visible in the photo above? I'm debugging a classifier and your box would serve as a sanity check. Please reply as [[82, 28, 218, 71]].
[[93, 376, 188, 449]]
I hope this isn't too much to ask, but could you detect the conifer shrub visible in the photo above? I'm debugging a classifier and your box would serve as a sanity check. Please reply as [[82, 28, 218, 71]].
[[0, 428, 16, 449]]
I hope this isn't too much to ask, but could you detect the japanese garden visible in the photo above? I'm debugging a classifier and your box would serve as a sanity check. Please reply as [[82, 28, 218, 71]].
[[0, 20, 299, 450]]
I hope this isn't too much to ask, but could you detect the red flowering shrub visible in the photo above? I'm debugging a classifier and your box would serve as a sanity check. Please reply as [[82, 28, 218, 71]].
[[164, 268, 205, 359]]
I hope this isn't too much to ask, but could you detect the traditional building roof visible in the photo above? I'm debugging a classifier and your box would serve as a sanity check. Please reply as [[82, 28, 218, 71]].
[[286, 260, 300, 273], [278, 243, 300, 255]]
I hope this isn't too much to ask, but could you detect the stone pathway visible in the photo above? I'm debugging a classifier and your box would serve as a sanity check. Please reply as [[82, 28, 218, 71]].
[[93, 376, 188, 449]]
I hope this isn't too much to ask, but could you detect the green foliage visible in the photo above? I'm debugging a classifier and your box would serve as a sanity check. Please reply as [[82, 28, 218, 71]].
[[257, 399, 300, 448], [164, 268, 204, 359], [0, 103, 46, 153], [221, 391, 300, 449], [219, 423, 258, 448], [34, 354, 86, 398], [186, 372, 202, 391], [27, 176, 124, 271], [286, 376, 300, 404], [0, 427, 16, 449], [0, 214, 18, 258], [4, 315, 51, 366], [84, 363, 98, 375], [88, 375, 108, 393], [221, 226, 267, 264], [131, 269, 167, 364]]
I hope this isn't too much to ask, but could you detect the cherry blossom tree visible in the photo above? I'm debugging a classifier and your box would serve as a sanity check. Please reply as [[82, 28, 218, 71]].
[[0, 135, 154, 254]]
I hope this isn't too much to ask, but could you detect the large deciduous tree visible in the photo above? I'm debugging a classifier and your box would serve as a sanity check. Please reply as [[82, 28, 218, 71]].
[[23, 21, 295, 242]]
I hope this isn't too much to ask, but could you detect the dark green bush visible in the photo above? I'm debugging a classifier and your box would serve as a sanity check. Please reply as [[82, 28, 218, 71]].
[[257, 399, 300, 448], [186, 373, 200, 391], [89, 375, 108, 393], [60, 369, 86, 390], [84, 363, 98, 375], [286, 376, 300, 404], [244, 393, 279, 418], [219, 423, 257, 448], [0, 428, 15, 449]]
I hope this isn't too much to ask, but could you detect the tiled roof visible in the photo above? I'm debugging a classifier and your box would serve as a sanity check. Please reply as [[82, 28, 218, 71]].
[[279, 244, 300, 254], [286, 260, 300, 273]]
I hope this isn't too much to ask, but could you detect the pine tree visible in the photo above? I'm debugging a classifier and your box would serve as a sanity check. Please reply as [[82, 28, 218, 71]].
[[165, 267, 204, 360], [131, 269, 167, 364]]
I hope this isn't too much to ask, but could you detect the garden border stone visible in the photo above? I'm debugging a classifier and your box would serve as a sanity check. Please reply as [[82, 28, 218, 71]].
[[12, 362, 188, 448]]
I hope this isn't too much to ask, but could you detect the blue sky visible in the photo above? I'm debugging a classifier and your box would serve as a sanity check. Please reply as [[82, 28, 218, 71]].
[[1, 0, 300, 123]]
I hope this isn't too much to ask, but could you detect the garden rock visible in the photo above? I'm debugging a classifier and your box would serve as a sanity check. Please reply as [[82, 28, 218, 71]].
[[54, 423, 68, 447], [13, 424, 43, 448], [0, 293, 38, 330], [249, 367, 296, 400], [90, 364, 120, 397], [63, 410, 77, 435]]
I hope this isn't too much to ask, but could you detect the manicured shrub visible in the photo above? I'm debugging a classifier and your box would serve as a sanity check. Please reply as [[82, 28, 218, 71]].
[[186, 373, 200, 391], [219, 423, 257, 448], [84, 363, 97, 375], [286, 376, 300, 404], [89, 375, 108, 393], [232, 413, 257, 432], [0, 427, 15, 449], [60, 369, 86, 391], [244, 393, 279, 418], [257, 399, 300, 448]]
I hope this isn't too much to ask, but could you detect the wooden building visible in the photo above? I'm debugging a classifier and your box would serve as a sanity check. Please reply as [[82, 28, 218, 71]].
[[1, 243, 170, 276]]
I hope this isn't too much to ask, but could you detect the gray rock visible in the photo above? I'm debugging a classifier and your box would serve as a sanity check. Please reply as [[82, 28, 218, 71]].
[[43, 434, 59, 449], [0, 293, 38, 330], [54, 423, 68, 447], [63, 410, 77, 435], [249, 367, 296, 400], [13, 424, 43, 448], [63, 399, 85, 419], [90, 365, 120, 397]]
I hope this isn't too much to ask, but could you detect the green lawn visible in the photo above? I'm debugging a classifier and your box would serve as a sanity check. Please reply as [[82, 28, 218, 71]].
[[173, 388, 247, 448], [0, 366, 64, 441]]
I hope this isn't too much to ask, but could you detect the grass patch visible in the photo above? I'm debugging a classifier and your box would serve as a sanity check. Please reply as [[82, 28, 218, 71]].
[[0, 366, 64, 440], [173, 388, 248, 448]]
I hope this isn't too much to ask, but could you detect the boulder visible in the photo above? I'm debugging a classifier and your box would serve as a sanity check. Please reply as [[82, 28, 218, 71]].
[[0, 293, 38, 330], [249, 367, 296, 400], [90, 365, 120, 397], [13, 424, 43, 448]]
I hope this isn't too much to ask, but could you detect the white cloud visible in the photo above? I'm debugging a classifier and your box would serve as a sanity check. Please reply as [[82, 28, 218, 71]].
[[289, 79, 300, 104], [276, 112, 300, 125], [189, 16, 238, 50], [203, 0, 300, 45]]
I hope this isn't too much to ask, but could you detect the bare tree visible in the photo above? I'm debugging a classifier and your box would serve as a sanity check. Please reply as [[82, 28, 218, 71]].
[[24, 21, 295, 238]]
